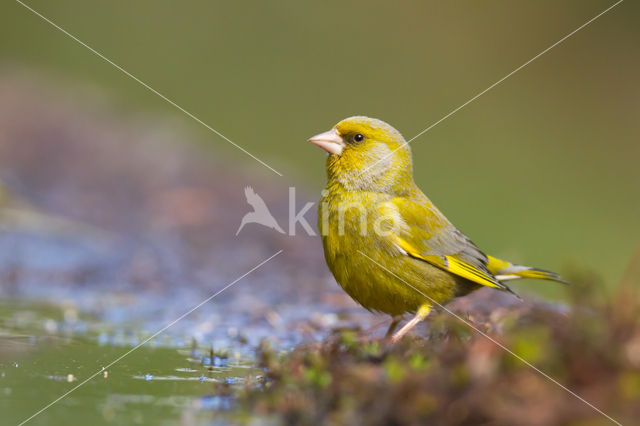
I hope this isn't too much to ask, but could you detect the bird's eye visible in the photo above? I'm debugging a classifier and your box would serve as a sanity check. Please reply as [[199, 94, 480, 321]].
[[353, 133, 364, 142]]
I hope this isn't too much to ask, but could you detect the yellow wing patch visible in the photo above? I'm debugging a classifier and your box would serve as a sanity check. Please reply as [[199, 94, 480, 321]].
[[395, 238, 503, 289]]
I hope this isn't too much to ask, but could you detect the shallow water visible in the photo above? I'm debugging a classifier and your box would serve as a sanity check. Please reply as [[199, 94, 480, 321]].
[[0, 301, 266, 425], [0, 218, 358, 425]]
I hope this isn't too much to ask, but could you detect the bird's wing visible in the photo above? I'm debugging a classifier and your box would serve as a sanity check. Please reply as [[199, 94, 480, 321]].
[[390, 197, 510, 291]]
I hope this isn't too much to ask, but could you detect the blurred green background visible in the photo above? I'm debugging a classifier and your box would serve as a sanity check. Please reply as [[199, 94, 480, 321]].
[[1, 0, 638, 287], [1, 1, 639, 424]]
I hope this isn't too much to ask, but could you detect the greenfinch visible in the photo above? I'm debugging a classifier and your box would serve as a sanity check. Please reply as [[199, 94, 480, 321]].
[[309, 116, 565, 342]]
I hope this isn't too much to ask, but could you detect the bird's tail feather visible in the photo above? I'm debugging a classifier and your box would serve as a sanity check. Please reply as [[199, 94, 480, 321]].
[[497, 267, 569, 284], [487, 256, 568, 285]]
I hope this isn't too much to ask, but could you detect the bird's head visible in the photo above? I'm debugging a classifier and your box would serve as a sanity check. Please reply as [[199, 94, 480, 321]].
[[308, 116, 414, 193]]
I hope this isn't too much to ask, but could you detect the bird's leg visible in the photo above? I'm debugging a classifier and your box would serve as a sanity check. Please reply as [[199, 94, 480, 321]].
[[384, 315, 403, 338], [391, 304, 431, 344]]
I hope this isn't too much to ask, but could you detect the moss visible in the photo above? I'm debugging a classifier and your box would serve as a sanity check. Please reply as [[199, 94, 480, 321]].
[[239, 270, 640, 425]]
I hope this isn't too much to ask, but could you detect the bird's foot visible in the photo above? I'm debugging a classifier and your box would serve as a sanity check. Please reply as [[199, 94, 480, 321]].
[[390, 304, 431, 344]]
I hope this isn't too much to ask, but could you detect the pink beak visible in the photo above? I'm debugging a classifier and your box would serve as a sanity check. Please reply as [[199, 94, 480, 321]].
[[308, 128, 345, 155]]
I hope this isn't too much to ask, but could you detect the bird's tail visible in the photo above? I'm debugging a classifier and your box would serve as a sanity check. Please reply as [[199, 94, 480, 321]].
[[486, 255, 568, 284]]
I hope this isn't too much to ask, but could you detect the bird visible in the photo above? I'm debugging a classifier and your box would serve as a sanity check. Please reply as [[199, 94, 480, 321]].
[[308, 116, 566, 343], [236, 186, 285, 235]]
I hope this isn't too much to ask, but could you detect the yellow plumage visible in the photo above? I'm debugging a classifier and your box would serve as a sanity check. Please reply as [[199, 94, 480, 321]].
[[308, 116, 565, 342]]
